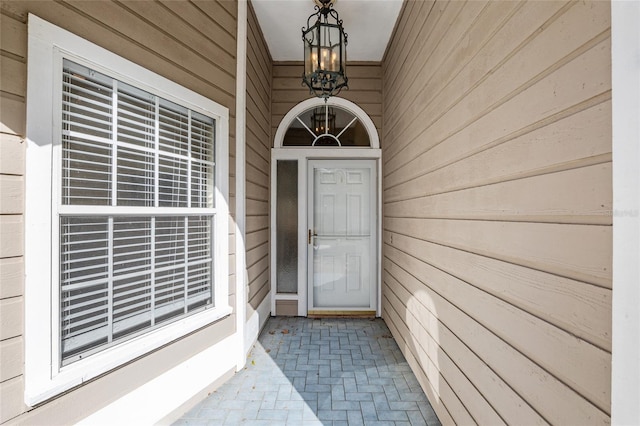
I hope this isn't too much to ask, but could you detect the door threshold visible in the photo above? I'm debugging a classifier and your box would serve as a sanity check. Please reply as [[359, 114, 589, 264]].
[[307, 310, 376, 319]]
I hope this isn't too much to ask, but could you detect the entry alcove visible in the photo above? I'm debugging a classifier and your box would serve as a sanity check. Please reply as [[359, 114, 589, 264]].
[[270, 97, 381, 317]]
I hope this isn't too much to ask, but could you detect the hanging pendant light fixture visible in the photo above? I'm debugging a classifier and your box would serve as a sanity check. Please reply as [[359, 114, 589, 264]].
[[302, 0, 348, 99]]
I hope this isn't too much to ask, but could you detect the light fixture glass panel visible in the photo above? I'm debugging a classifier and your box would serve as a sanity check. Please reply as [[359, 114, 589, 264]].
[[304, 35, 314, 77]]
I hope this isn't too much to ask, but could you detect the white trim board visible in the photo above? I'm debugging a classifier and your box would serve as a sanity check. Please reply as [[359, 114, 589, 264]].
[[235, 0, 248, 371], [245, 290, 271, 357], [612, 2, 640, 424]]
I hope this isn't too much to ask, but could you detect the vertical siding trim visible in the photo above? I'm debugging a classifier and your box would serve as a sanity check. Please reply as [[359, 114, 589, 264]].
[[235, 0, 248, 371], [611, 2, 640, 424]]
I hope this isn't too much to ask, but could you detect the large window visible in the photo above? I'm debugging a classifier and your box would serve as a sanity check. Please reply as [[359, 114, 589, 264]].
[[59, 60, 217, 364], [25, 15, 230, 404]]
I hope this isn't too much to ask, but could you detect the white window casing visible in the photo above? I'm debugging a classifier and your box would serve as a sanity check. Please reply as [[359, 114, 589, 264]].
[[25, 14, 231, 405]]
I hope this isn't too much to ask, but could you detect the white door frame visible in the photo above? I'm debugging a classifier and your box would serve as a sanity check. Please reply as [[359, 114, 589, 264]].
[[270, 98, 381, 317], [307, 159, 377, 312]]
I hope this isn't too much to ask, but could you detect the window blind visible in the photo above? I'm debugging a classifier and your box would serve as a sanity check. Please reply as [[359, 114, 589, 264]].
[[60, 60, 216, 364]]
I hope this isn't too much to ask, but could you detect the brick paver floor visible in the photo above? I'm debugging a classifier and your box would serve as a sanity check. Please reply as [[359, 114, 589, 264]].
[[174, 316, 441, 426]]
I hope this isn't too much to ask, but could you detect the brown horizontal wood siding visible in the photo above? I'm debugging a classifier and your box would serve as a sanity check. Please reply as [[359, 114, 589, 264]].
[[246, 1, 271, 316], [381, 0, 612, 424], [0, 0, 237, 423], [271, 61, 382, 144], [275, 299, 298, 317]]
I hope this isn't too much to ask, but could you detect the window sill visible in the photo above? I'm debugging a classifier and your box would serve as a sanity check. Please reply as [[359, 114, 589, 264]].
[[25, 305, 233, 406]]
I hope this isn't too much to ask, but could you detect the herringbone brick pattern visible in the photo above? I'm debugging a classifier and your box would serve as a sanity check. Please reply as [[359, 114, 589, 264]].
[[175, 317, 440, 426]]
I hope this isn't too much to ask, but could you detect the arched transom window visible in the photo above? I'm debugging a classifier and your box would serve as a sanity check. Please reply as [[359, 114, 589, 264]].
[[282, 104, 371, 147]]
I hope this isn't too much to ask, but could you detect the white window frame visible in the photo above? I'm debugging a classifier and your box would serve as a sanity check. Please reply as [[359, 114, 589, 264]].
[[25, 14, 231, 405]]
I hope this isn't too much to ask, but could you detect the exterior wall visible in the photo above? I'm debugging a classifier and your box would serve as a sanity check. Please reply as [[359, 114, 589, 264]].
[[271, 62, 382, 144], [0, 1, 238, 423], [246, 2, 271, 318], [381, 1, 612, 424]]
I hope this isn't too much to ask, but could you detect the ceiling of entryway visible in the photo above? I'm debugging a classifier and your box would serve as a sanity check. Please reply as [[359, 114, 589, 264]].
[[251, 0, 404, 61]]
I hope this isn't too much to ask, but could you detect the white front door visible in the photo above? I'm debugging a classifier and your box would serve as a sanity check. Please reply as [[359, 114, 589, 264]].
[[308, 160, 376, 310]]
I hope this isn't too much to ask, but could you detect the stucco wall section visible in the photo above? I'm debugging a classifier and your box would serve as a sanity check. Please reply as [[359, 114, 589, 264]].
[[0, 1, 238, 423], [381, 1, 612, 424]]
